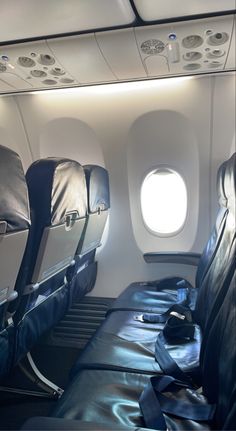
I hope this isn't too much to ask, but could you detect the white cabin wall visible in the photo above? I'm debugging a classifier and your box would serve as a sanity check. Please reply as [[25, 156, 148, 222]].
[[1, 74, 234, 297], [0, 96, 32, 170]]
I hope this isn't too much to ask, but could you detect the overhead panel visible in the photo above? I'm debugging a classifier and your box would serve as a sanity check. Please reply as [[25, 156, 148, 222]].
[[48, 35, 117, 84], [134, 0, 235, 21], [135, 15, 235, 78], [96, 29, 147, 80], [0, 0, 136, 42], [0, 40, 77, 91], [0, 78, 15, 92], [0, 14, 235, 94]]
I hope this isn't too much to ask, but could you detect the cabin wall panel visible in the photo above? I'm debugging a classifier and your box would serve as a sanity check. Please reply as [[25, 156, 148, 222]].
[[0, 96, 32, 171], [8, 74, 235, 297]]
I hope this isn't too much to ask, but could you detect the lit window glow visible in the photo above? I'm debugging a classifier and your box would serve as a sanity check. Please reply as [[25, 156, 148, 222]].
[[141, 168, 187, 235]]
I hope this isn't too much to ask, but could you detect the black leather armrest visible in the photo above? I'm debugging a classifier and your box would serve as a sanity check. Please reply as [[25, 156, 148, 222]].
[[144, 252, 201, 266], [21, 417, 148, 431]]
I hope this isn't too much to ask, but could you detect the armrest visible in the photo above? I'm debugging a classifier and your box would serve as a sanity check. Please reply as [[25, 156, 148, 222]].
[[144, 252, 201, 267], [21, 417, 148, 430]]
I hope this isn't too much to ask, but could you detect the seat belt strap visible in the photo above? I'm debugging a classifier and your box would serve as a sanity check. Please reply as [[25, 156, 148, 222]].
[[155, 332, 194, 386], [139, 375, 215, 430]]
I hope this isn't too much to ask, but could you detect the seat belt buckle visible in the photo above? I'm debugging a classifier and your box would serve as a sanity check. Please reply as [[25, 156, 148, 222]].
[[170, 311, 186, 320], [134, 314, 145, 322]]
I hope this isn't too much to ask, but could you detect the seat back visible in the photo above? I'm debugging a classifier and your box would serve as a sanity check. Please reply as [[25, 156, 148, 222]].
[[12, 157, 87, 320], [195, 160, 227, 289], [78, 165, 110, 256], [0, 145, 30, 326], [194, 153, 236, 330], [200, 270, 236, 429]]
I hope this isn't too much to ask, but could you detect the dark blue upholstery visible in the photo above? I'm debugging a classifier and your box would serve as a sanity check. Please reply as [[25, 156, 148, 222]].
[[66, 165, 110, 306], [11, 157, 87, 364], [21, 155, 235, 430], [59, 154, 235, 379], [0, 145, 30, 380], [51, 270, 236, 430]]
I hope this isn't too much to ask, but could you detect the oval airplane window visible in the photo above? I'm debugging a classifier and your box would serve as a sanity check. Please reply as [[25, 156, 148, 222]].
[[141, 168, 187, 235]]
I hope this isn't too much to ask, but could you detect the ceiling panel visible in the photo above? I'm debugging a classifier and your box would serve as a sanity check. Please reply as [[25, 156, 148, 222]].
[[134, 0, 235, 21], [0, 0, 135, 42], [96, 29, 147, 80], [0, 14, 234, 94], [0, 78, 16, 92], [48, 35, 117, 84]]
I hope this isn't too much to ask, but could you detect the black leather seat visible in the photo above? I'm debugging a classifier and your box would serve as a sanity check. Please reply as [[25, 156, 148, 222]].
[[108, 160, 228, 315], [58, 154, 235, 378], [0, 145, 30, 380], [66, 165, 110, 306], [50, 270, 236, 430], [9, 157, 87, 363]]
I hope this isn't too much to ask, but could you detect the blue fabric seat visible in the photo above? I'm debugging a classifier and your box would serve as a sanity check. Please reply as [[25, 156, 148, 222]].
[[9, 157, 87, 364], [66, 165, 110, 306], [62, 154, 235, 379], [50, 271, 236, 430], [0, 145, 30, 380]]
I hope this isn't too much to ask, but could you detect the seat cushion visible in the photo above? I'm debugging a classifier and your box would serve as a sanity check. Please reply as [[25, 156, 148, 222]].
[[108, 281, 197, 314], [52, 369, 210, 430], [22, 417, 148, 430], [73, 309, 201, 378]]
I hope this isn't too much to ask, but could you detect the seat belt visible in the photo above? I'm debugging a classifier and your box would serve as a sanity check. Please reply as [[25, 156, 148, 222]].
[[136, 302, 194, 324], [153, 306, 196, 385], [139, 375, 216, 430]]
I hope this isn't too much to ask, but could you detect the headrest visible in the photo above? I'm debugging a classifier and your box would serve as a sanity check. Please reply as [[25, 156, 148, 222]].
[[223, 153, 236, 211], [0, 145, 30, 233], [26, 158, 87, 226], [216, 161, 227, 207], [84, 165, 110, 214]]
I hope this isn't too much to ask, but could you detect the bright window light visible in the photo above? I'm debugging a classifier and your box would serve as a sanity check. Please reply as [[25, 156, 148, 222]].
[[141, 168, 187, 235]]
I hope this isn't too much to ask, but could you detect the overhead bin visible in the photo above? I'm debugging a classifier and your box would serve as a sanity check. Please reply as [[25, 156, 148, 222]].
[[134, 0, 236, 21], [0, 0, 135, 42], [0, 15, 235, 94]]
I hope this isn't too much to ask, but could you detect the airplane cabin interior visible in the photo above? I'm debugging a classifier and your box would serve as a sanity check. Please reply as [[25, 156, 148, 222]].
[[0, 1, 235, 430]]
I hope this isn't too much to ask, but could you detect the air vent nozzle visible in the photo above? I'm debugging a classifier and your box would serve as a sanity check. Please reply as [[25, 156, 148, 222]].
[[207, 32, 229, 46], [38, 54, 55, 65], [42, 79, 57, 85], [183, 51, 202, 61], [18, 56, 36, 67], [31, 70, 47, 78], [182, 35, 203, 49]]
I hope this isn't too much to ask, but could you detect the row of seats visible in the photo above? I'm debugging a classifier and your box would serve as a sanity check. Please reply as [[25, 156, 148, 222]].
[[0, 145, 110, 380], [22, 153, 236, 430]]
